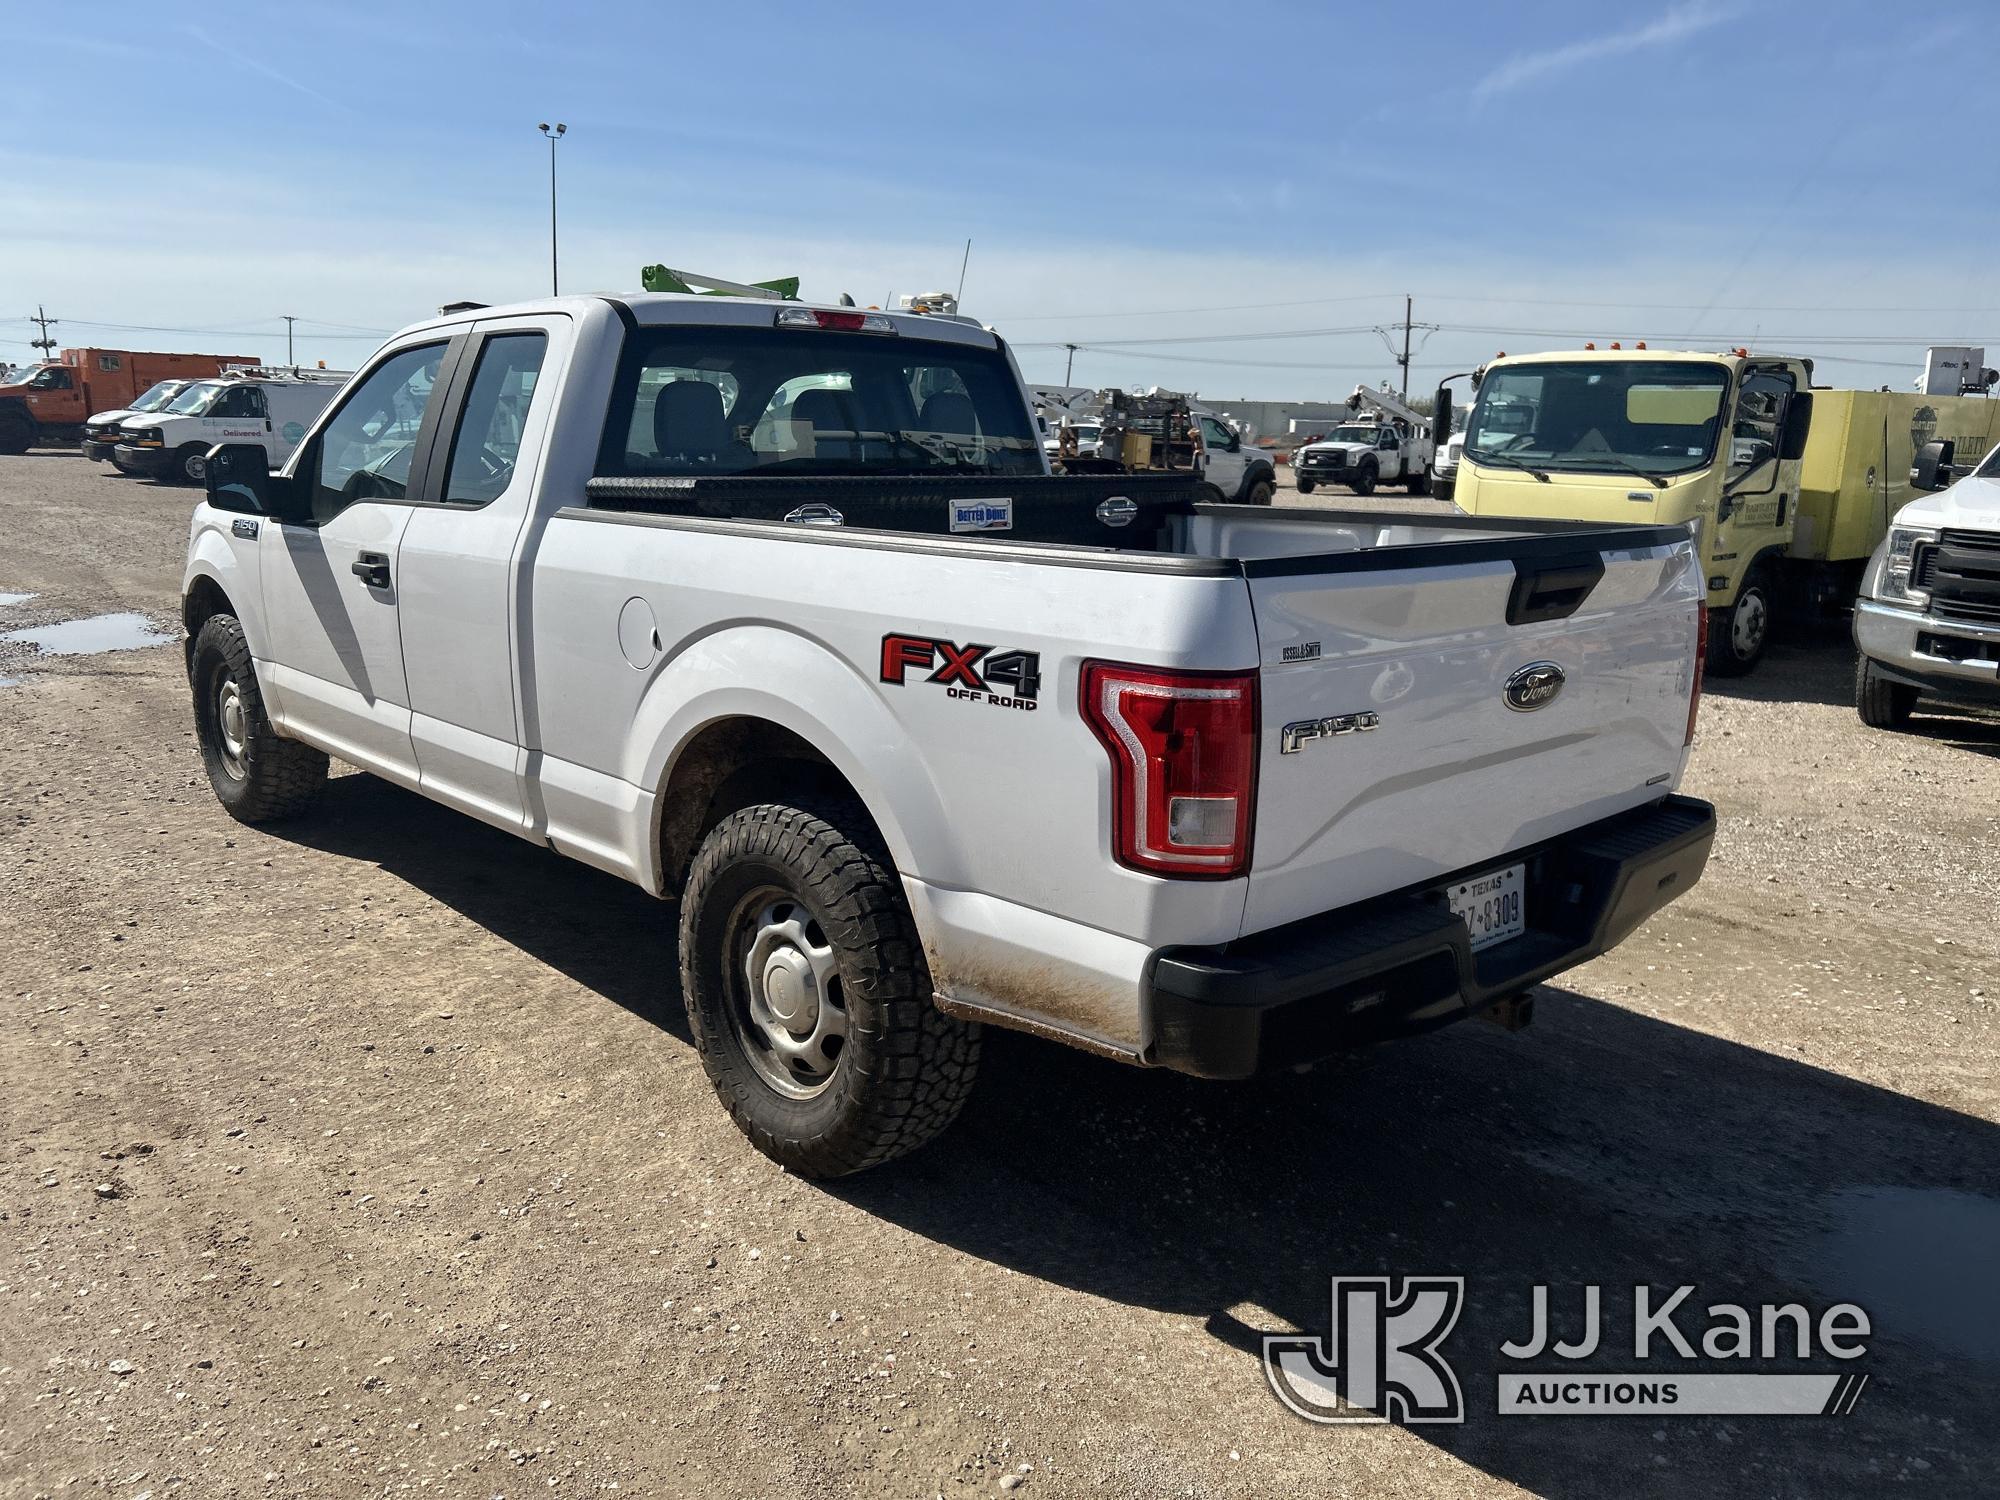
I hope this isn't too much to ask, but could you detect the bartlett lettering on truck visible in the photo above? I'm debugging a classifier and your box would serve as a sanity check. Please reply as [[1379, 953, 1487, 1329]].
[[0, 347, 257, 453], [179, 291, 1715, 1176]]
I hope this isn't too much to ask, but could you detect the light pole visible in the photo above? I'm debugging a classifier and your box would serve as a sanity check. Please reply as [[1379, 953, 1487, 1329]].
[[538, 122, 566, 296]]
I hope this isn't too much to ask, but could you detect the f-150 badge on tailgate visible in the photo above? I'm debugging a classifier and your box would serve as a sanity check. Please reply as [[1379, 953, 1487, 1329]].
[[1279, 712, 1380, 754], [1503, 661, 1566, 712]]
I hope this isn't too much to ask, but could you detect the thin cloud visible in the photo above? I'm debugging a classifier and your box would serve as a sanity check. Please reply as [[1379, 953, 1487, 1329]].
[[1471, 2, 1735, 106], [181, 25, 355, 115]]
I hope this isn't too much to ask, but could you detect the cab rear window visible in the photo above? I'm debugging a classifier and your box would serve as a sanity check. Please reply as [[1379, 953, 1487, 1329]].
[[595, 325, 1040, 479]]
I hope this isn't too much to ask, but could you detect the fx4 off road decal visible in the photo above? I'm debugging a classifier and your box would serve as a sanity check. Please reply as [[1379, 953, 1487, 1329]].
[[880, 634, 1041, 711]]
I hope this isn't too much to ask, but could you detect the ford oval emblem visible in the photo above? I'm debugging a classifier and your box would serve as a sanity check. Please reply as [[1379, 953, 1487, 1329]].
[[1503, 661, 1566, 712]]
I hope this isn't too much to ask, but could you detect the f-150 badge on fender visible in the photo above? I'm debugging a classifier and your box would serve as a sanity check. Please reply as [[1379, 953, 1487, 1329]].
[[1280, 711, 1380, 754], [1503, 661, 1566, 712]]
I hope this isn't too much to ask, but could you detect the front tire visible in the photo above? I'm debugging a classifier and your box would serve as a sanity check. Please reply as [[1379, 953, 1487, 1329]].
[[1348, 461, 1378, 497], [190, 614, 328, 823], [1855, 655, 1919, 729], [1707, 567, 1773, 676], [679, 800, 981, 1178], [1241, 474, 1276, 505], [0, 410, 31, 454], [172, 443, 208, 486], [1295, 475, 1316, 495]]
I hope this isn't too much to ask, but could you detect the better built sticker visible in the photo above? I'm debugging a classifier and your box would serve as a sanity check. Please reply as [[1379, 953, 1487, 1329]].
[[949, 497, 1012, 533]]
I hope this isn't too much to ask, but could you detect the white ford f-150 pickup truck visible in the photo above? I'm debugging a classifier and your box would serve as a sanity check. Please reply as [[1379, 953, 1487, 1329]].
[[182, 292, 1715, 1176]]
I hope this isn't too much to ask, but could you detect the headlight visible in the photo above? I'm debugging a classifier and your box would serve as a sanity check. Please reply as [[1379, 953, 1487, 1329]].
[[1872, 524, 1940, 606]]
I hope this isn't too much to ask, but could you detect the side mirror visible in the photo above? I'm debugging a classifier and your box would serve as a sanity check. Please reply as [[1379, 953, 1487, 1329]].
[[205, 442, 308, 523], [1225, 432, 1241, 452], [1433, 388, 1452, 445], [1912, 438, 1957, 492], [1780, 391, 1813, 461]]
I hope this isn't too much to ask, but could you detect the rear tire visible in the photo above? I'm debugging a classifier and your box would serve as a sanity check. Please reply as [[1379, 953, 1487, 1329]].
[[1349, 461, 1378, 497], [1295, 476, 1316, 495], [1854, 655, 1919, 729], [679, 799, 981, 1178], [1707, 567, 1773, 676], [1405, 468, 1430, 495], [190, 614, 328, 823], [0, 410, 30, 454]]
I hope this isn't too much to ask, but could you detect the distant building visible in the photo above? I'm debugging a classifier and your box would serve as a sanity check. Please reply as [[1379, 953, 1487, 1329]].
[[1194, 397, 1352, 445]]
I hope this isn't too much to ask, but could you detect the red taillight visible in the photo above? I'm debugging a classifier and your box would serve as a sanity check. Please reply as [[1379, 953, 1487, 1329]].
[[1686, 606, 1708, 746], [1080, 661, 1257, 879]]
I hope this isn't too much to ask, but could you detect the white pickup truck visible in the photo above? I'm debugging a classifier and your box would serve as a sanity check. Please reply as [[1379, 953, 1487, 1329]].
[[1291, 419, 1430, 496], [1852, 439, 2000, 728], [181, 292, 1715, 1177]]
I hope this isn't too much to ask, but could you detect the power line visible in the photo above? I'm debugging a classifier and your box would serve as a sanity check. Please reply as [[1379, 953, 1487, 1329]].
[[990, 292, 1404, 322]]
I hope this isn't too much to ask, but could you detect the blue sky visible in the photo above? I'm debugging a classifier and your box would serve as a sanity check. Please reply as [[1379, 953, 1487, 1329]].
[[7, 0, 2000, 399]]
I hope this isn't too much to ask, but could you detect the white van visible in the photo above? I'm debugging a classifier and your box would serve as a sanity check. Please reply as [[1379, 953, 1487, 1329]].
[[113, 369, 351, 484]]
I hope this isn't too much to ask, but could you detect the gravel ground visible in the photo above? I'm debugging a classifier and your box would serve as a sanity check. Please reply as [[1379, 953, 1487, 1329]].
[[2, 452, 1996, 1499]]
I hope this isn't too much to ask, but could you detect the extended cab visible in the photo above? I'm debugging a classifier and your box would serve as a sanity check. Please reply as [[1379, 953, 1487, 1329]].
[[181, 293, 1715, 1176], [1852, 440, 2000, 729]]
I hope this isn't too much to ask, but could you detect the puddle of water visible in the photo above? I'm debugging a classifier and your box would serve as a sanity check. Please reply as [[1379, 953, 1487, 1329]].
[[0, 611, 176, 657], [1797, 1186, 2000, 1365], [0, 676, 19, 688], [0, 591, 37, 607]]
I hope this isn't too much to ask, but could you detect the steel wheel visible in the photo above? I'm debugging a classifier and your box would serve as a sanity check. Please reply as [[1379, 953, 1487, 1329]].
[[728, 887, 849, 1099], [214, 676, 248, 780], [1731, 587, 1768, 659]]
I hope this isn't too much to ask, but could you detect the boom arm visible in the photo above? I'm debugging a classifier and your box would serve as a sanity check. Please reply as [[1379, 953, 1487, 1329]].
[[1344, 382, 1430, 429]]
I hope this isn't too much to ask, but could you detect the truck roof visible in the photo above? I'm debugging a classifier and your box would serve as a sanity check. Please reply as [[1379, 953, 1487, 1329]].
[[386, 292, 1002, 350], [1484, 347, 1805, 369]]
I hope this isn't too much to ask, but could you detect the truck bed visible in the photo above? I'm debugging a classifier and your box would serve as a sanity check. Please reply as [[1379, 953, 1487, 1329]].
[[580, 471, 1690, 567]]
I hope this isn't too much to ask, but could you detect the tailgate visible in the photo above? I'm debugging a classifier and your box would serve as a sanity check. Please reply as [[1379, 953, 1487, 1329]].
[[1242, 534, 1700, 934]]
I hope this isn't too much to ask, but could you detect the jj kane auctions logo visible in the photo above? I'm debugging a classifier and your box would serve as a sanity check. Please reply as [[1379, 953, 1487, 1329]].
[[1266, 1279, 1871, 1422]]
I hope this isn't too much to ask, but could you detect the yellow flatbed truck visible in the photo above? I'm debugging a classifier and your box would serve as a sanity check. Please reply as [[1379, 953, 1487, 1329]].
[[1443, 347, 2000, 673]]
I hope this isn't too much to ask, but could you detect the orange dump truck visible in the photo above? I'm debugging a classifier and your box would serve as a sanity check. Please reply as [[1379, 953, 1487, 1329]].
[[0, 348, 258, 453]]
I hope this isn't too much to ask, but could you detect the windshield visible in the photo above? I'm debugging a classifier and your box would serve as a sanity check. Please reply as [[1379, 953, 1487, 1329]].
[[597, 325, 1043, 478], [1466, 360, 1729, 478], [127, 381, 182, 413], [163, 381, 222, 416], [1323, 425, 1381, 444]]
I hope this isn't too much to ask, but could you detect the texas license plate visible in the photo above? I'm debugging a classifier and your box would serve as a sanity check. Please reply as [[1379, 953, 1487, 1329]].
[[1447, 864, 1525, 951]]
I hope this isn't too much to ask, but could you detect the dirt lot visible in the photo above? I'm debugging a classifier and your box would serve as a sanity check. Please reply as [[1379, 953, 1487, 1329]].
[[2, 451, 1996, 1499]]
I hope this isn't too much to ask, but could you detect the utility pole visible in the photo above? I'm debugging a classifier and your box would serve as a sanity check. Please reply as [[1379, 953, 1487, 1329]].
[[283, 315, 297, 365], [1398, 294, 1413, 400], [1064, 344, 1077, 383], [28, 305, 58, 358], [956, 238, 972, 308], [538, 122, 567, 296]]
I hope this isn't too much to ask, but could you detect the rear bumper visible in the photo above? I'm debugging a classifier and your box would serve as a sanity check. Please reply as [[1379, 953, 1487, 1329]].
[[1145, 795, 1716, 1078], [1854, 600, 2000, 701]]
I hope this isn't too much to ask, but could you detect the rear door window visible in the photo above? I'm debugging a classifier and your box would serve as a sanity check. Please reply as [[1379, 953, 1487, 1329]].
[[440, 333, 548, 505]]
